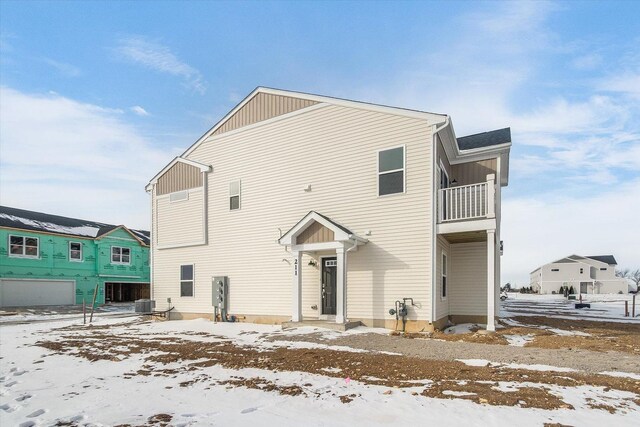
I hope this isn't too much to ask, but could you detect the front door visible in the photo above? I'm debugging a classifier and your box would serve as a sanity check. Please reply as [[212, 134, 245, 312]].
[[321, 257, 337, 315]]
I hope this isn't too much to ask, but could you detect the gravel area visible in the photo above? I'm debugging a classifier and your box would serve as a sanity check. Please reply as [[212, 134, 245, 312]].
[[272, 332, 640, 374]]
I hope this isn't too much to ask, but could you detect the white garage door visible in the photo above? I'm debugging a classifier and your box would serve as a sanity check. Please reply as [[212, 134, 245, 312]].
[[0, 280, 75, 307]]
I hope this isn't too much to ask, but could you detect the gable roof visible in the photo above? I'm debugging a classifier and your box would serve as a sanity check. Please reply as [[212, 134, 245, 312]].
[[0, 206, 150, 246], [457, 127, 511, 151], [586, 255, 617, 265], [180, 86, 447, 158], [278, 211, 367, 246]]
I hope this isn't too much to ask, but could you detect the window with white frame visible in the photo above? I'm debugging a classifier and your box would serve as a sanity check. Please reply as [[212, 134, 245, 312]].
[[441, 252, 448, 299], [9, 235, 39, 258], [69, 242, 82, 261], [378, 146, 405, 196], [180, 264, 194, 297], [229, 180, 241, 210], [111, 246, 131, 264]]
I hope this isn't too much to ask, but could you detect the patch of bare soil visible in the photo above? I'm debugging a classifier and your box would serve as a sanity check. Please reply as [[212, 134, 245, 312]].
[[34, 324, 640, 411], [430, 316, 640, 355]]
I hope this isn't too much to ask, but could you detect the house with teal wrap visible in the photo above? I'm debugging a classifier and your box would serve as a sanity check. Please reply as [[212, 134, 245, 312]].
[[0, 206, 150, 307]]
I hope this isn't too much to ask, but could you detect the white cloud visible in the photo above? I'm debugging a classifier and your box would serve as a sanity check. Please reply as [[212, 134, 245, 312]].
[[0, 86, 176, 228], [130, 105, 150, 116], [115, 36, 206, 94], [502, 178, 640, 286], [41, 58, 81, 77]]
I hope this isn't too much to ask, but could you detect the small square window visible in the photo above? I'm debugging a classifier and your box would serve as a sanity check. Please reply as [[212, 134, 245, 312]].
[[111, 246, 131, 264]]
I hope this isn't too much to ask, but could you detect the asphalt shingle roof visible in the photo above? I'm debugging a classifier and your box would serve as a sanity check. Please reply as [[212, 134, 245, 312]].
[[586, 255, 618, 265], [457, 127, 511, 151], [0, 206, 150, 245]]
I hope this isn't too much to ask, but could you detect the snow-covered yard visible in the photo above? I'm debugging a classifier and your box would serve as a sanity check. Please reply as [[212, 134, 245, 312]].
[[1, 311, 639, 426]]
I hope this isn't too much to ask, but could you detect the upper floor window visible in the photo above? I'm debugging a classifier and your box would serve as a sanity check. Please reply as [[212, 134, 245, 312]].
[[9, 235, 39, 258], [229, 180, 241, 210], [111, 246, 130, 264], [378, 146, 405, 196], [579, 268, 584, 274], [170, 190, 189, 203], [551, 268, 559, 272], [600, 267, 607, 271], [69, 242, 82, 261]]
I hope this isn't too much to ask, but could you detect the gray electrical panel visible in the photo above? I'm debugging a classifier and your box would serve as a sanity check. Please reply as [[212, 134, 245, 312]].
[[212, 276, 228, 310]]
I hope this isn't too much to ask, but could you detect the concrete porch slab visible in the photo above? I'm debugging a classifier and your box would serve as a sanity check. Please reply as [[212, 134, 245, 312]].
[[282, 320, 363, 331]]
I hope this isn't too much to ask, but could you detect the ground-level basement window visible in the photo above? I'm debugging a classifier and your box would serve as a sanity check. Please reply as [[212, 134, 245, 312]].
[[69, 242, 82, 261], [441, 252, 447, 299], [229, 180, 241, 210], [180, 264, 194, 297], [111, 246, 131, 264], [378, 146, 405, 196], [9, 235, 39, 258]]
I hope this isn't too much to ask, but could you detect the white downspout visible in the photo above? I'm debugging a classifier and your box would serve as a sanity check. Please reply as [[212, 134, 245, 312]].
[[431, 116, 451, 327], [344, 237, 359, 322]]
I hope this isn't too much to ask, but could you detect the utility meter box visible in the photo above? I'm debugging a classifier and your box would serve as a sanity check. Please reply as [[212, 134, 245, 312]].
[[212, 276, 228, 309]]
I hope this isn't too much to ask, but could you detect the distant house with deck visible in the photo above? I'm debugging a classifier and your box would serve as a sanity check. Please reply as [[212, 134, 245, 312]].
[[530, 255, 628, 295], [0, 206, 150, 307], [145, 87, 512, 332]]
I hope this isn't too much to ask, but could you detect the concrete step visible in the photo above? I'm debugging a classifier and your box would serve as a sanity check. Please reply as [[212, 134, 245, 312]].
[[282, 320, 363, 331]]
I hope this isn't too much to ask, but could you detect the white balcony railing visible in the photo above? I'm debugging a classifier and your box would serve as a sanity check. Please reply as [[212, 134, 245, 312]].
[[438, 174, 495, 223]]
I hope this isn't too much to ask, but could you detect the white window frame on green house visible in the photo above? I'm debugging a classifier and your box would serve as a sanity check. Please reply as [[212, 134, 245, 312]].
[[111, 246, 131, 264], [229, 179, 241, 211], [69, 241, 83, 262], [377, 145, 405, 197], [8, 235, 39, 258], [180, 264, 195, 297]]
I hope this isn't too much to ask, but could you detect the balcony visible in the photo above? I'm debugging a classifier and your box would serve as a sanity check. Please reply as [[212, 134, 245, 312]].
[[437, 174, 497, 240]]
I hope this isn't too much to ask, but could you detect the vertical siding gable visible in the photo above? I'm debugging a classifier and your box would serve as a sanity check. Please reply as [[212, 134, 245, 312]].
[[296, 221, 335, 244], [157, 162, 203, 195], [212, 92, 318, 136]]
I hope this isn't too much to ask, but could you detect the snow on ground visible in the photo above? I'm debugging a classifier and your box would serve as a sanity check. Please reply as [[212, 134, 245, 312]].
[[457, 359, 577, 373], [1, 315, 638, 426], [501, 293, 640, 323], [503, 334, 535, 347]]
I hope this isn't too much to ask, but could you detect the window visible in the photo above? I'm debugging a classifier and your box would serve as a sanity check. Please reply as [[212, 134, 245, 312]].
[[378, 146, 405, 196], [111, 246, 131, 264], [579, 268, 584, 274], [69, 242, 82, 261], [600, 267, 607, 271], [180, 264, 194, 297], [9, 235, 39, 258], [551, 268, 559, 272], [170, 191, 188, 203], [441, 252, 447, 299], [229, 180, 241, 210]]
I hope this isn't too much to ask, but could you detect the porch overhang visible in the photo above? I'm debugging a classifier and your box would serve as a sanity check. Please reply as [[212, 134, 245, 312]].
[[278, 211, 368, 248]]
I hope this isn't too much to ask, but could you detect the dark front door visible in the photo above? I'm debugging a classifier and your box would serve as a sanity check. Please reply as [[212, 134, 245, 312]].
[[321, 257, 337, 315]]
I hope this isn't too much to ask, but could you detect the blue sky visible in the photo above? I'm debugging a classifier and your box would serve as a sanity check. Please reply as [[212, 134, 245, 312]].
[[1, 0, 639, 285]]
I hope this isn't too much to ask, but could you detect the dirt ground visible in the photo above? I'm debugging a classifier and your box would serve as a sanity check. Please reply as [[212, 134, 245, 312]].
[[428, 316, 640, 355], [34, 321, 640, 413]]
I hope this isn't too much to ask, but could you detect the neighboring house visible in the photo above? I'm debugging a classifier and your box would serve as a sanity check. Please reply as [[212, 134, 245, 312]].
[[146, 87, 511, 332], [0, 206, 150, 307], [530, 255, 628, 295]]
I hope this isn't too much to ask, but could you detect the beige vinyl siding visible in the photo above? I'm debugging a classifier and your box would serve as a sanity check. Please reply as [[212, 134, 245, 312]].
[[156, 188, 205, 247], [152, 104, 434, 321], [448, 242, 487, 316], [452, 158, 497, 186], [213, 92, 318, 136], [157, 162, 203, 195], [434, 236, 451, 320]]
